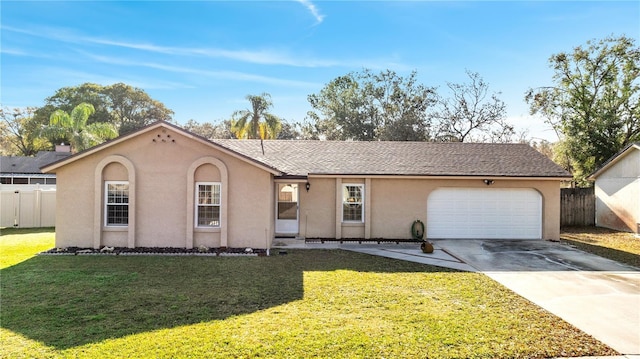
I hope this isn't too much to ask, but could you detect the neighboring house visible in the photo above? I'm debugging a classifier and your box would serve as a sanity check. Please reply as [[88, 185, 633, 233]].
[[1, 145, 72, 228], [42, 121, 571, 250], [589, 143, 640, 234]]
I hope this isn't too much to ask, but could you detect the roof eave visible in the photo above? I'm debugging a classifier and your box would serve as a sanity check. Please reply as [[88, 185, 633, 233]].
[[588, 143, 640, 180], [308, 173, 573, 180], [0, 173, 57, 177]]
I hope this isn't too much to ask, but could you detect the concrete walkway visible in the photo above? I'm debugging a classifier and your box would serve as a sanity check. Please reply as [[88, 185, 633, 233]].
[[272, 238, 640, 356], [272, 239, 475, 271]]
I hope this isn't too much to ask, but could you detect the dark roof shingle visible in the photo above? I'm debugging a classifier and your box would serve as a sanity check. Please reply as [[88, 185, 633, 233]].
[[213, 140, 570, 178], [1, 151, 72, 174]]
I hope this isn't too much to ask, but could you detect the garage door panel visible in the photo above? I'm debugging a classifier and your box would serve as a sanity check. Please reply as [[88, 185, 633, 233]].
[[427, 188, 542, 239]]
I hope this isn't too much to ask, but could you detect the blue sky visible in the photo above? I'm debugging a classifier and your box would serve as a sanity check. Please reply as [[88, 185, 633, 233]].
[[2, 1, 638, 142]]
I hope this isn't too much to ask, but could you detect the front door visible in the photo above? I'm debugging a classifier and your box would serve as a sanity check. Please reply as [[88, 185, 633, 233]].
[[275, 183, 299, 234]]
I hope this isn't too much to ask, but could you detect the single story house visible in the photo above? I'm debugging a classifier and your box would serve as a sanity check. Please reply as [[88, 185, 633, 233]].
[[42, 121, 571, 250], [588, 143, 639, 234], [1, 145, 72, 228]]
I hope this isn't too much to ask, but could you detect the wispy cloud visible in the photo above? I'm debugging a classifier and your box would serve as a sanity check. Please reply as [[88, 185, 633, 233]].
[[86, 37, 339, 67], [295, 0, 325, 25], [20, 65, 192, 91], [81, 52, 320, 88], [2, 24, 338, 68], [0, 47, 28, 56], [2, 24, 408, 71]]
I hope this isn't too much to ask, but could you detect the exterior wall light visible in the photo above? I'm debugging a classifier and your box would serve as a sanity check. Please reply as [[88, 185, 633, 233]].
[[483, 179, 495, 186], [305, 182, 311, 192]]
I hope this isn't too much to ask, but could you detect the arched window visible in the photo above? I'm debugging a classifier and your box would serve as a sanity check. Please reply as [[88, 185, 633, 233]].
[[94, 155, 135, 249], [186, 157, 228, 248]]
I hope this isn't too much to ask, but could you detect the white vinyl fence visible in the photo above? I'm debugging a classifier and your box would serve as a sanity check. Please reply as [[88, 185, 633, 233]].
[[1, 187, 57, 228]]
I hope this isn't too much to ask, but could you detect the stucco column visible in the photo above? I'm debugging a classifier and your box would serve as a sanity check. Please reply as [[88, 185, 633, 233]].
[[127, 176, 136, 249], [365, 178, 371, 239], [543, 186, 561, 241], [335, 178, 342, 239]]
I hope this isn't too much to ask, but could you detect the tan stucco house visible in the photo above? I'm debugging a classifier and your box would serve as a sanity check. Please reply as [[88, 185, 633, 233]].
[[42, 121, 571, 250], [589, 143, 640, 234]]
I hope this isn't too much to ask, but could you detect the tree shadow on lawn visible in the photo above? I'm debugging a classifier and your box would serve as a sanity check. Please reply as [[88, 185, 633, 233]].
[[561, 238, 640, 268], [1, 249, 456, 349]]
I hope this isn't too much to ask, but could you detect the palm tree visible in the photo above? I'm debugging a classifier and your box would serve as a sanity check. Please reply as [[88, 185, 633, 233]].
[[42, 103, 118, 152], [230, 93, 282, 139]]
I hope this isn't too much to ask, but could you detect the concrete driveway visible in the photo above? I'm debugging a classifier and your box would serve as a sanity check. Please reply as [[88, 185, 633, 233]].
[[434, 239, 640, 356]]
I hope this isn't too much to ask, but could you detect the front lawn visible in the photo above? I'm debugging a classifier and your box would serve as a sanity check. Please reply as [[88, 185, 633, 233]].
[[561, 226, 640, 267], [1, 231, 616, 358], [0, 227, 55, 268]]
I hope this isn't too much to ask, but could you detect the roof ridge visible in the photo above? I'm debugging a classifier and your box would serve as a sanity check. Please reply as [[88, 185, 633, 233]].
[[217, 138, 531, 145]]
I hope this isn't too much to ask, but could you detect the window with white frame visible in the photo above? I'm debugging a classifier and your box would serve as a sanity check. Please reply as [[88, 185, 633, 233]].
[[196, 182, 221, 227], [342, 184, 364, 222], [105, 181, 129, 226]]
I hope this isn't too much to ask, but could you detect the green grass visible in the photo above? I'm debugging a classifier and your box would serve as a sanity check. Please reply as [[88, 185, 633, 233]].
[[561, 226, 640, 267], [1, 231, 617, 358], [0, 227, 55, 268]]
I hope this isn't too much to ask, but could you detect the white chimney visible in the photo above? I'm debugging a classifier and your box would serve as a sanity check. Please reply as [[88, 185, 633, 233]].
[[55, 143, 71, 153]]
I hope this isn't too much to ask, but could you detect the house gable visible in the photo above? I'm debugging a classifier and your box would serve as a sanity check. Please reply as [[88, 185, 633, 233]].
[[589, 143, 639, 233], [589, 143, 640, 180], [51, 122, 277, 249], [41, 121, 281, 176]]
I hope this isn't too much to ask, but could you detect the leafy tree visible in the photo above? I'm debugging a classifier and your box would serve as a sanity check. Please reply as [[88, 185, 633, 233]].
[[41, 103, 118, 152], [0, 106, 50, 156], [33, 83, 112, 129], [230, 93, 282, 139], [307, 73, 374, 140], [372, 70, 437, 141], [33, 83, 174, 135], [527, 138, 573, 170], [432, 70, 513, 142], [526, 35, 640, 184], [276, 121, 304, 140], [530, 139, 554, 159], [307, 69, 435, 141], [102, 83, 174, 134], [295, 120, 321, 140], [182, 119, 233, 139]]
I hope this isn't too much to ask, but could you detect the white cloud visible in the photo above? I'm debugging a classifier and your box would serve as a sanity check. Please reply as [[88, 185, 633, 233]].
[[81, 52, 320, 88], [0, 48, 28, 56], [2, 24, 338, 67], [295, 0, 325, 25], [89, 39, 338, 67], [18, 65, 191, 91], [2, 24, 408, 70]]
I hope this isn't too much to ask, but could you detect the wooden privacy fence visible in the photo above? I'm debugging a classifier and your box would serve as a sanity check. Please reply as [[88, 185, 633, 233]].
[[0, 188, 57, 228], [560, 187, 595, 227]]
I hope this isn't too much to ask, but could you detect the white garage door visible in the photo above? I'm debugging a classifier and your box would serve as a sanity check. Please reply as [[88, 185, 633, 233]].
[[427, 188, 542, 239]]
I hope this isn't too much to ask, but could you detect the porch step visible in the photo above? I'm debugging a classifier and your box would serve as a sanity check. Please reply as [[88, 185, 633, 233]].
[[272, 237, 305, 247], [275, 235, 304, 240]]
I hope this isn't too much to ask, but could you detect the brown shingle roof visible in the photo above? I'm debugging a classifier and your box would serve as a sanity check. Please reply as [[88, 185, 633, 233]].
[[213, 140, 571, 178], [39, 121, 570, 179]]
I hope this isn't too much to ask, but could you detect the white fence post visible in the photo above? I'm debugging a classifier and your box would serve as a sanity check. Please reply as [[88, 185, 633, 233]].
[[0, 187, 57, 228]]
